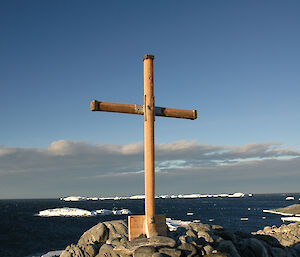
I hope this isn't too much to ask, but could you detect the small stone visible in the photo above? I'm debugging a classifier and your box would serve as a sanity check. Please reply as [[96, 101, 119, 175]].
[[263, 226, 273, 234], [197, 231, 214, 243], [80, 244, 98, 257], [97, 244, 120, 257], [108, 238, 124, 247], [212, 225, 224, 230], [179, 235, 187, 244], [189, 223, 212, 233], [149, 236, 176, 248], [133, 246, 157, 257], [186, 228, 198, 238], [113, 244, 134, 256], [185, 235, 198, 244], [158, 247, 182, 257], [177, 242, 198, 257], [60, 244, 85, 257], [152, 253, 168, 257], [203, 244, 214, 255]]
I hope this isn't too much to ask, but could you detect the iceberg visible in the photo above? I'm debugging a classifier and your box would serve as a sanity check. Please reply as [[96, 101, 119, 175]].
[[112, 209, 132, 215], [61, 196, 88, 202], [159, 195, 170, 199], [60, 196, 101, 201], [281, 216, 300, 222], [129, 195, 145, 199], [38, 207, 94, 217], [182, 194, 201, 198], [37, 208, 132, 217], [87, 197, 99, 201], [286, 196, 295, 201], [228, 192, 245, 198], [93, 209, 113, 215]]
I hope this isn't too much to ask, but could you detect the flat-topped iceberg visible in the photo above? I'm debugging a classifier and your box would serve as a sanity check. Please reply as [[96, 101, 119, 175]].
[[60, 196, 89, 202], [228, 192, 245, 198], [38, 207, 93, 217], [175, 192, 245, 199], [93, 209, 132, 215], [60, 196, 101, 201], [129, 195, 145, 199], [37, 208, 132, 217], [282, 216, 300, 222], [286, 196, 295, 201], [112, 209, 132, 215]]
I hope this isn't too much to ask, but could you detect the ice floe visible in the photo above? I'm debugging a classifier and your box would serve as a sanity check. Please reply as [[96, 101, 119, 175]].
[[281, 216, 300, 222], [166, 218, 192, 231], [60, 196, 89, 202], [37, 207, 131, 217], [263, 204, 300, 223], [286, 196, 295, 201]]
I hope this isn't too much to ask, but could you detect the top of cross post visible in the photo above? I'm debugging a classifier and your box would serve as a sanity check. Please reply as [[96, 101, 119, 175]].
[[143, 54, 154, 60]]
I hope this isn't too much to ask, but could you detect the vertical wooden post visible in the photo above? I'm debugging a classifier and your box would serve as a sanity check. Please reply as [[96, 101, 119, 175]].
[[143, 54, 157, 237]]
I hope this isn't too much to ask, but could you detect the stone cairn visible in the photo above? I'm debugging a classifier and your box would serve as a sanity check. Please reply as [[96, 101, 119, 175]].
[[60, 220, 300, 257]]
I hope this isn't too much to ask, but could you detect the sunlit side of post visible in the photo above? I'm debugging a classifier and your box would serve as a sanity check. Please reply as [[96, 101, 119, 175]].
[[143, 55, 157, 237]]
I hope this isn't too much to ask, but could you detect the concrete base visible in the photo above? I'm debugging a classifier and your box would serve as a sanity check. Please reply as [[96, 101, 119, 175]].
[[128, 215, 167, 241]]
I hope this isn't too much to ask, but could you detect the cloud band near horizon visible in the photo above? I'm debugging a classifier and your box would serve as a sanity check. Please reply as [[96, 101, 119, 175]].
[[0, 140, 299, 198]]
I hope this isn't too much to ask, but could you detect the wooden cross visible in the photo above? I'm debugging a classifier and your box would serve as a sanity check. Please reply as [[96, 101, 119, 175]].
[[90, 55, 197, 240]]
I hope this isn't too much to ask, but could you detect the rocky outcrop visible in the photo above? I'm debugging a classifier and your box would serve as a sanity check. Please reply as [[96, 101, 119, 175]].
[[60, 221, 300, 257], [253, 222, 300, 247]]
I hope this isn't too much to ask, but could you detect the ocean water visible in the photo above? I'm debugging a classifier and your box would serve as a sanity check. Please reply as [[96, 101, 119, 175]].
[[0, 193, 299, 257]]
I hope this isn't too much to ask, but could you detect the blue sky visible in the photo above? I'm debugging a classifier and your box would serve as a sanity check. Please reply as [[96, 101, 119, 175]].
[[1, 1, 300, 198]]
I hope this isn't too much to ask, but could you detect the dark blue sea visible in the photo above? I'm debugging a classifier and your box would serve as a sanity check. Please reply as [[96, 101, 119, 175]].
[[0, 193, 299, 257]]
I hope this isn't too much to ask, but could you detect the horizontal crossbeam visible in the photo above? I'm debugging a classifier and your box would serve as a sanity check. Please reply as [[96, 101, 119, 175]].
[[90, 100, 197, 120]]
